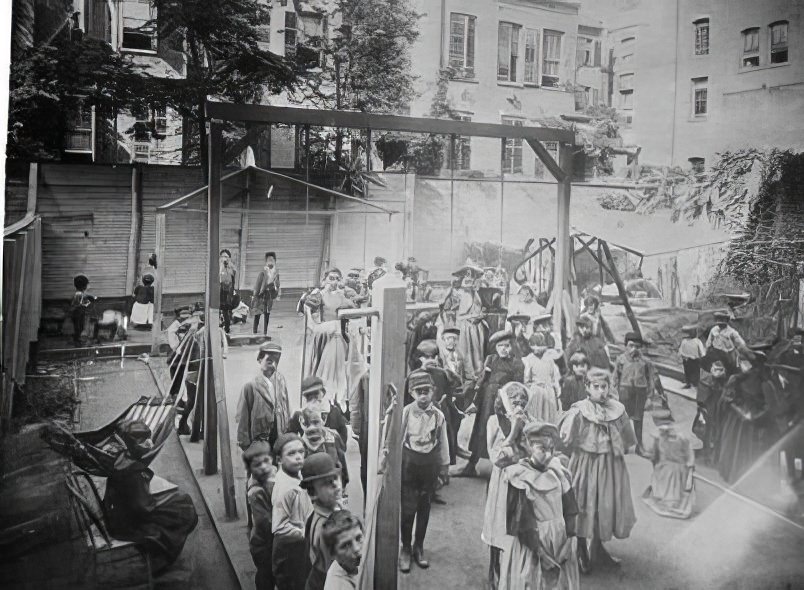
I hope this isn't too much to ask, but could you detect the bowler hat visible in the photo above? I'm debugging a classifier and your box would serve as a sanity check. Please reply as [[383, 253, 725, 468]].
[[300, 453, 342, 489], [301, 376, 325, 397], [489, 330, 515, 347], [441, 327, 460, 338], [522, 421, 560, 441], [407, 369, 434, 390], [416, 339, 439, 357]]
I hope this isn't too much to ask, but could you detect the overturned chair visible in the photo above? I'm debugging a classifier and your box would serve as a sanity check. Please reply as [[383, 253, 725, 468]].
[[43, 395, 198, 588]]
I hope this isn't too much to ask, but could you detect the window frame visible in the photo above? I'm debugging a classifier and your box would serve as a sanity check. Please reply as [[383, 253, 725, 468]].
[[449, 114, 473, 171], [619, 88, 634, 110], [449, 13, 477, 79], [284, 11, 298, 58], [501, 116, 524, 174], [769, 20, 789, 64], [120, 1, 157, 53], [693, 18, 710, 55], [497, 21, 522, 82], [576, 35, 593, 67], [541, 29, 563, 88], [64, 99, 95, 156], [691, 77, 708, 117], [524, 28, 540, 85], [741, 27, 760, 68]]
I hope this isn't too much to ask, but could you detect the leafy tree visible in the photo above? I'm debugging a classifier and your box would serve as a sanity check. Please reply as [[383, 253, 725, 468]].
[[7, 34, 149, 161], [645, 148, 804, 286], [149, 0, 297, 173]]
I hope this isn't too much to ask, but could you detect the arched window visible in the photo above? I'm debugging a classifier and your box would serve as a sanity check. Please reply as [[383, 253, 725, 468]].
[[769, 20, 789, 64], [693, 18, 709, 55]]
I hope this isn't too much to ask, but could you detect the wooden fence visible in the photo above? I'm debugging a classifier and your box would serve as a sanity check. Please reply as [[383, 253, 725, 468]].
[[2, 214, 43, 435]]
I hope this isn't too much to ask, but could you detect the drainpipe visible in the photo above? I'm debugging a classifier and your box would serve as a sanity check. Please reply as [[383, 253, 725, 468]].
[[439, 0, 446, 68], [669, 0, 681, 166]]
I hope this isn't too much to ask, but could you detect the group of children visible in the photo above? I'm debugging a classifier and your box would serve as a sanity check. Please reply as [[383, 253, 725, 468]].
[[243, 432, 363, 590]]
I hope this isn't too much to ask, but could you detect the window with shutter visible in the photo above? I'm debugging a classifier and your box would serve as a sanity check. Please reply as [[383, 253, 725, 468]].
[[524, 29, 539, 83], [498, 22, 521, 82], [691, 77, 708, 116], [541, 30, 563, 87], [449, 13, 476, 79], [694, 18, 709, 55]]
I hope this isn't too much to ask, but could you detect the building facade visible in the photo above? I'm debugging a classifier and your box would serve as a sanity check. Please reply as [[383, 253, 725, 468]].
[[603, 0, 804, 167], [409, 0, 609, 177], [68, 0, 186, 165]]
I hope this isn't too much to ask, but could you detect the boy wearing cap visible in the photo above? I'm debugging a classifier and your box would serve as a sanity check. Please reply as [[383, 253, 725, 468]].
[[399, 369, 450, 572], [252, 252, 281, 336], [237, 342, 292, 451], [289, 376, 349, 446], [301, 453, 344, 590], [678, 325, 705, 388], [299, 408, 349, 492], [322, 511, 363, 590], [456, 330, 525, 478], [245, 440, 278, 590], [502, 421, 579, 590], [406, 339, 463, 467], [705, 311, 753, 374], [614, 332, 656, 456]]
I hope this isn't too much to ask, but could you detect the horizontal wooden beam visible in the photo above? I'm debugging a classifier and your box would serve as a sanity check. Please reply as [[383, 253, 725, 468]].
[[206, 102, 576, 143]]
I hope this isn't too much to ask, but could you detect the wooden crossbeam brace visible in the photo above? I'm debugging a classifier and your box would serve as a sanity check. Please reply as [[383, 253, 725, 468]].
[[526, 138, 567, 182]]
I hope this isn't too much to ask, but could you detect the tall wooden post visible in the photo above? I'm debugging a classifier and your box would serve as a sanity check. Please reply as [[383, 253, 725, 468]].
[[552, 144, 574, 344], [26, 163, 38, 216], [367, 274, 407, 590], [204, 120, 223, 476], [126, 165, 143, 294], [151, 212, 166, 356]]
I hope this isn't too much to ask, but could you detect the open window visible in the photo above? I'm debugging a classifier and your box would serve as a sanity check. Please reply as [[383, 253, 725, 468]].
[[449, 13, 476, 79], [121, 0, 157, 52], [541, 30, 563, 87], [769, 21, 789, 64], [498, 22, 521, 82], [742, 27, 760, 67], [694, 18, 710, 55]]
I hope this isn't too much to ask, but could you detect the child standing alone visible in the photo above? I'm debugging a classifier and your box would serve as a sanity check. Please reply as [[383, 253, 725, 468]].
[[560, 353, 589, 412], [678, 325, 705, 389], [244, 441, 277, 590], [559, 368, 637, 573], [399, 369, 450, 573], [523, 332, 562, 423], [614, 332, 656, 456]]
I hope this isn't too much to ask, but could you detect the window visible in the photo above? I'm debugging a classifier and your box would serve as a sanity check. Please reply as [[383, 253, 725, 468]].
[[542, 30, 563, 87], [594, 40, 602, 66], [694, 18, 709, 55], [577, 36, 593, 66], [257, 5, 271, 44], [689, 157, 705, 173], [498, 22, 521, 82], [121, 0, 156, 52], [692, 77, 708, 116], [449, 115, 472, 170], [64, 101, 94, 154], [284, 12, 297, 57], [154, 107, 167, 136], [449, 13, 476, 78], [619, 73, 634, 90], [742, 27, 760, 67], [298, 14, 326, 68], [524, 29, 539, 83], [619, 89, 634, 109], [502, 117, 523, 174], [590, 87, 599, 106], [770, 21, 789, 64], [534, 140, 558, 179]]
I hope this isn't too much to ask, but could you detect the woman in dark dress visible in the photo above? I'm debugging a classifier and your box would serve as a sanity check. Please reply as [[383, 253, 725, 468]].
[[716, 353, 781, 484]]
